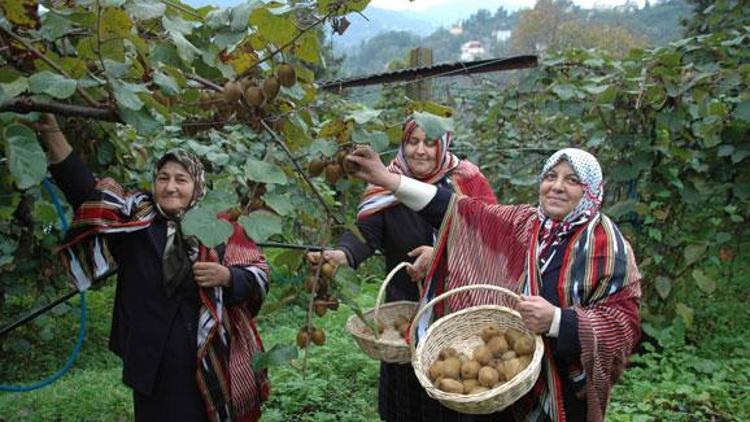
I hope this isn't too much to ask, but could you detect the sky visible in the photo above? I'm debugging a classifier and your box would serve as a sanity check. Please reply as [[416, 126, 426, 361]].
[[369, 0, 647, 12]]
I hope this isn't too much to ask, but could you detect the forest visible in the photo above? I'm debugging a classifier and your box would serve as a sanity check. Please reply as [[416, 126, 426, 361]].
[[0, 0, 748, 420]]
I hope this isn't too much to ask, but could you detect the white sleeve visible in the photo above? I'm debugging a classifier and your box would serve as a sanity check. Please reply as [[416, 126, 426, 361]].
[[546, 307, 562, 338], [394, 176, 438, 211]]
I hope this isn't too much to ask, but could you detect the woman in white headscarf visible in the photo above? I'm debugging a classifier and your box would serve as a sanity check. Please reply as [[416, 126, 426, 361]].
[[347, 147, 642, 421]]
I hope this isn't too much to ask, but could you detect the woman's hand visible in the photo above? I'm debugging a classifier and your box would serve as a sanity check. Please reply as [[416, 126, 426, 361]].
[[516, 295, 556, 334], [406, 246, 434, 282], [193, 262, 231, 288], [306, 249, 348, 271], [26, 113, 71, 163], [346, 146, 401, 191]]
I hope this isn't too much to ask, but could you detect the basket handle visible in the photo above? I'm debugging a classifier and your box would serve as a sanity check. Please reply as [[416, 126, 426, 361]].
[[408, 284, 521, 356], [373, 262, 423, 323]]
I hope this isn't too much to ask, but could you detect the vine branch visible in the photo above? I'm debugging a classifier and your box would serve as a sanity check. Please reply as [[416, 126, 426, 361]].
[[0, 26, 99, 107], [0, 97, 119, 121], [260, 119, 342, 225], [187, 73, 223, 91]]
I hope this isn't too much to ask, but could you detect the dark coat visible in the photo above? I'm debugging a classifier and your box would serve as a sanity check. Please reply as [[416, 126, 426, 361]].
[[50, 154, 264, 420]]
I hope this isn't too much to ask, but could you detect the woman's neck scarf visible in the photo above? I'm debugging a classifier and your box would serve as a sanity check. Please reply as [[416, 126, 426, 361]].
[[356, 119, 460, 219], [535, 148, 603, 274], [58, 149, 269, 422]]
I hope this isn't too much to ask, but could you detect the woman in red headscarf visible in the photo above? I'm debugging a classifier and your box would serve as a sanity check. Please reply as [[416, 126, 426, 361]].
[[308, 117, 497, 421]]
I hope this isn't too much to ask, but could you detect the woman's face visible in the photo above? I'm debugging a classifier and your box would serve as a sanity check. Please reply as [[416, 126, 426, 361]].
[[154, 161, 195, 215], [539, 161, 584, 221], [403, 126, 438, 178]]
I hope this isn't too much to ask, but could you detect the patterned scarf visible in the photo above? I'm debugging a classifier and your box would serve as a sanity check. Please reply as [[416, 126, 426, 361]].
[[58, 150, 269, 422], [357, 119, 461, 219], [420, 149, 641, 421]]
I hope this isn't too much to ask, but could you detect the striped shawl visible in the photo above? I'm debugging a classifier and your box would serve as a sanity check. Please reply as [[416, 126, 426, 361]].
[[421, 196, 641, 421]]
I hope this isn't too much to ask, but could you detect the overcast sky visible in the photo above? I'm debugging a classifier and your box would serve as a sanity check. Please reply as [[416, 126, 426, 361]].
[[370, 0, 646, 12]]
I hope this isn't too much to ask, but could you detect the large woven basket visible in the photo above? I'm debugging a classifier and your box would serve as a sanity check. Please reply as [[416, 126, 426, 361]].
[[410, 284, 545, 415], [346, 262, 421, 364]]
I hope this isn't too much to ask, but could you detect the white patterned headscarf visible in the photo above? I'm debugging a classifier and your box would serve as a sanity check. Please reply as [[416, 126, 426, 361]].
[[536, 148, 604, 273]]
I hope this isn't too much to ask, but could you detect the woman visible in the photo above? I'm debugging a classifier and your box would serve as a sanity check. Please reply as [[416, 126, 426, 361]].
[[308, 118, 497, 421], [37, 114, 270, 421], [348, 146, 642, 421]]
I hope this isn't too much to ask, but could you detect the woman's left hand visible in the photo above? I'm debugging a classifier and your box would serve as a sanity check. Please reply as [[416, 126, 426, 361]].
[[193, 262, 231, 288], [406, 246, 434, 282], [516, 295, 556, 334]]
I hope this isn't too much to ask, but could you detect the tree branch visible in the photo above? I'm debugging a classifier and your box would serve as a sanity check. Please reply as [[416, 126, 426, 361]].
[[0, 26, 99, 107], [260, 119, 342, 225], [187, 73, 223, 91], [0, 97, 119, 121]]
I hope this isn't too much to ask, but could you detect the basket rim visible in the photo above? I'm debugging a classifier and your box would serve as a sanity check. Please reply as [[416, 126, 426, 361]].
[[412, 304, 545, 406]]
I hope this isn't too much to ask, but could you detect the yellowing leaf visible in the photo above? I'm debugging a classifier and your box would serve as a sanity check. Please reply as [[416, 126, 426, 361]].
[[101, 9, 133, 38], [227, 52, 257, 74], [2, 0, 40, 29], [295, 31, 320, 64], [249, 8, 296, 46]]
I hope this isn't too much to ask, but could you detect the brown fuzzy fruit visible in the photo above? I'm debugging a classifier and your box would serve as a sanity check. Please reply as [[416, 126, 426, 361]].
[[513, 336, 534, 356], [473, 345, 492, 366], [501, 350, 517, 361], [244, 86, 265, 107], [296, 329, 310, 348], [325, 163, 343, 185], [303, 275, 317, 293], [223, 81, 242, 103], [478, 366, 500, 388], [468, 386, 490, 395], [487, 335, 509, 356], [438, 347, 458, 360], [262, 77, 280, 100], [428, 360, 445, 381], [311, 328, 326, 345], [308, 158, 326, 177], [461, 360, 481, 380], [462, 379, 479, 393], [442, 357, 462, 380], [480, 326, 502, 343], [314, 303, 327, 317], [392, 315, 410, 329], [321, 262, 337, 279], [437, 378, 464, 394], [326, 297, 340, 310], [505, 328, 525, 347], [277, 63, 296, 87], [341, 157, 359, 175]]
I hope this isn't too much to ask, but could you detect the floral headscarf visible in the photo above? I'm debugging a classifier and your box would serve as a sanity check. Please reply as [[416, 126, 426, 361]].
[[153, 148, 206, 218]]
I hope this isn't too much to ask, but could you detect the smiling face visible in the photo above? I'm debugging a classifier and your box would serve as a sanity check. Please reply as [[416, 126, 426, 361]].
[[153, 160, 195, 216], [539, 161, 585, 221], [403, 126, 439, 178]]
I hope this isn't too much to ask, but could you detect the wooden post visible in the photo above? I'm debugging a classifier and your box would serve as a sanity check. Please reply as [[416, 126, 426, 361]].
[[407, 47, 432, 101]]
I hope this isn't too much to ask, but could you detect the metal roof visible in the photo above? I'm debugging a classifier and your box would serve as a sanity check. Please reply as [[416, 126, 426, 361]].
[[319, 55, 538, 91]]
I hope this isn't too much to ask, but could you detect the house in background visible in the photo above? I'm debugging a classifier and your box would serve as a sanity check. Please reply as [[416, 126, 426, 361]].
[[460, 40, 486, 61]]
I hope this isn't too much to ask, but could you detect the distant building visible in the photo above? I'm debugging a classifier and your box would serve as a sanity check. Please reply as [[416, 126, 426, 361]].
[[450, 25, 463, 35], [460, 40, 486, 61], [492, 29, 512, 42]]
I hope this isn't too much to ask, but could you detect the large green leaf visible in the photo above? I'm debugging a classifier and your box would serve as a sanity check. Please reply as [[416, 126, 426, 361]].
[[683, 244, 707, 266], [0, 76, 28, 100], [347, 108, 381, 124], [153, 71, 180, 96], [4, 124, 47, 190], [733, 100, 750, 123], [239, 210, 282, 242], [28, 71, 76, 99], [691, 269, 716, 295], [252, 343, 297, 370], [230, 0, 260, 31], [182, 206, 234, 247], [126, 0, 166, 20], [118, 107, 160, 136], [411, 111, 454, 141], [244, 158, 287, 185], [250, 8, 296, 45], [263, 192, 294, 216], [112, 80, 149, 110], [352, 128, 389, 152]]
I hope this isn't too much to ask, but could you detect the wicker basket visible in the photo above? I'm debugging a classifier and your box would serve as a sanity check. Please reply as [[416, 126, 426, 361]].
[[345, 262, 422, 363], [410, 284, 545, 415]]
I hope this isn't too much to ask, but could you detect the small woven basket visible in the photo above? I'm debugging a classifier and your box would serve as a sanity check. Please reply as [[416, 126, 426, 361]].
[[410, 284, 544, 415], [346, 262, 421, 364]]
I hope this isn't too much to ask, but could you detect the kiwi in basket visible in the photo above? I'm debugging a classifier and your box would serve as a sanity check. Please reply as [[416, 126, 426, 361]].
[[473, 345, 492, 366], [514, 335, 534, 356], [429, 360, 445, 382], [462, 378, 479, 392], [478, 366, 500, 388], [480, 325, 502, 343], [461, 360, 480, 380], [442, 357, 462, 380], [437, 378, 464, 394], [439, 347, 458, 360], [487, 335, 509, 356]]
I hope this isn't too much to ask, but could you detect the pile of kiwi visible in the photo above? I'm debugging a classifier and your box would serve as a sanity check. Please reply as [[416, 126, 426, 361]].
[[373, 313, 413, 342], [307, 148, 359, 186], [427, 325, 535, 395]]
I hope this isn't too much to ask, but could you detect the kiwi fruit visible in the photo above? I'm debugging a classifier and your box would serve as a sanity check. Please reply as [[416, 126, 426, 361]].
[[428, 360, 445, 381], [223, 81, 242, 103], [468, 386, 490, 395], [296, 328, 310, 348], [392, 315, 410, 328], [397, 322, 410, 338], [314, 302, 327, 317], [311, 328, 326, 345], [517, 354, 532, 369], [308, 158, 326, 177], [262, 77, 280, 100], [480, 326, 502, 343], [501, 350, 517, 361], [478, 366, 500, 387], [303, 275, 317, 293], [437, 378, 464, 394], [321, 262, 336, 279], [438, 347, 458, 360], [487, 335, 509, 356], [462, 379, 479, 392], [442, 357, 461, 380], [342, 156, 359, 174], [513, 335, 534, 356], [500, 358, 523, 381], [277, 63, 296, 87], [460, 360, 480, 380], [473, 345, 492, 366], [505, 328, 525, 347], [244, 85, 265, 107], [325, 163, 343, 185]]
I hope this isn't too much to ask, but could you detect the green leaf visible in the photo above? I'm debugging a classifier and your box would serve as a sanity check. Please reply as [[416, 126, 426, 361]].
[[103, 59, 131, 79], [244, 158, 287, 185], [674, 302, 693, 329], [4, 124, 46, 190], [39, 12, 72, 41], [126, 0, 166, 20], [308, 138, 337, 157], [230, 0, 260, 31], [0, 76, 28, 99], [683, 244, 706, 266], [169, 31, 201, 63], [352, 129, 389, 152], [153, 71, 180, 96], [118, 107, 160, 136], [654, 276, 671, 299], [162, 15, 193, 35], [28, 71, 76, 99], [182, 206, 233, 247], [411, 111, 454, 141], [239, 210, 282, 242], [33, 200, 58, 227], [691, 269, 716, 295], [252, 343, 297, 370], [733, 100, 750, 123], [263, 192, 294, 216], [552, 84, 577, 100], [347, 108, 381, 125], [250, 8, 296, 45]]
